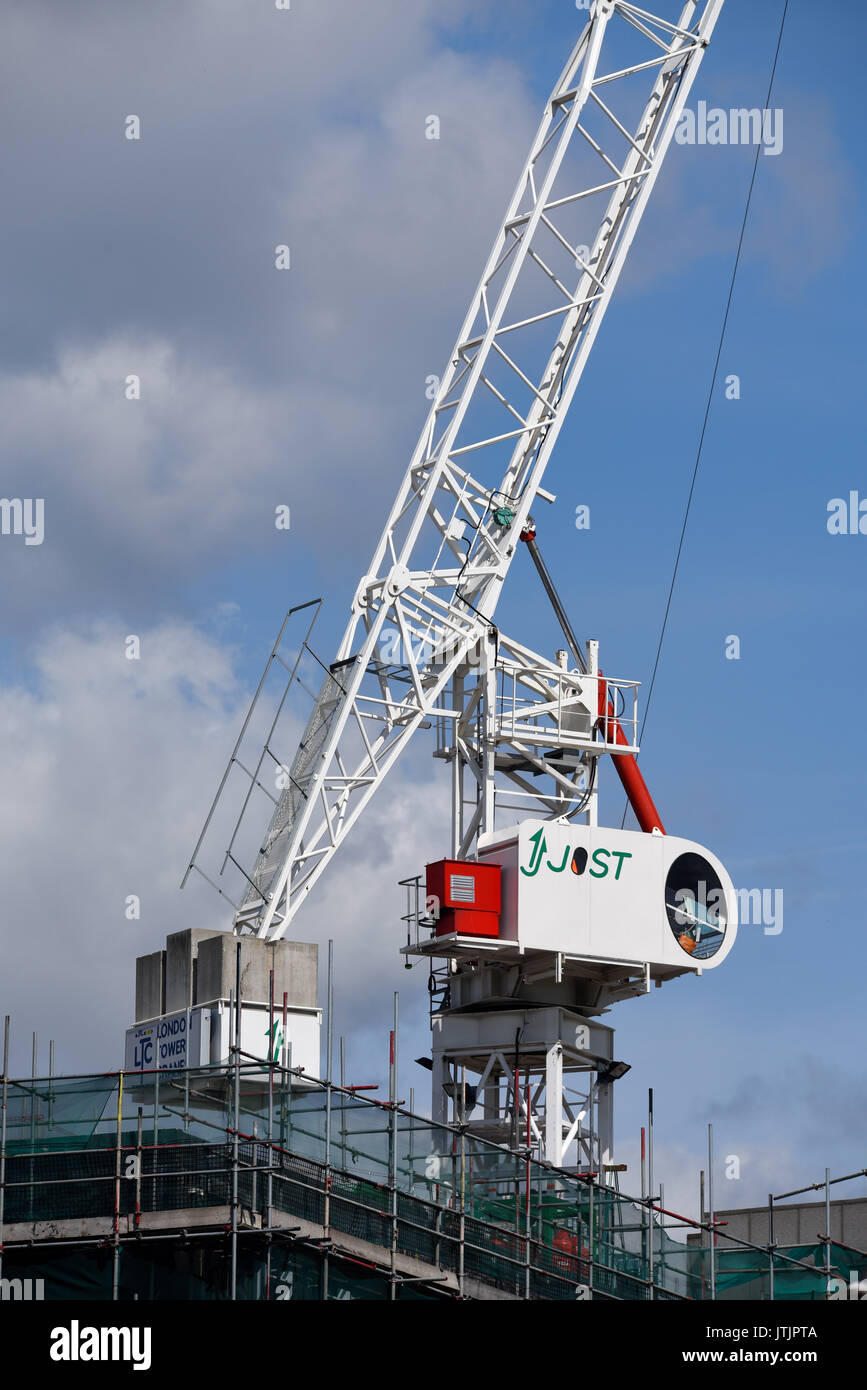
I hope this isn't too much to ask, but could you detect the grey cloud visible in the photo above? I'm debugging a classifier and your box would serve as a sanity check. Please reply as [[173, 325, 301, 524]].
[[704, 1056, 867, 1152], [0, 336, 387, 625], [1, 3, 835, 637], [0, 4, 540, 629], [0, 0, 530, 374]]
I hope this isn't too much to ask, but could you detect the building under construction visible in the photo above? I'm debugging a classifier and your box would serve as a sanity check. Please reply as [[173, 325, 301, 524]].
[[3, 1, 852, 1313], [3, 1061, 864, 1303], [1, 929, 864, 1303]]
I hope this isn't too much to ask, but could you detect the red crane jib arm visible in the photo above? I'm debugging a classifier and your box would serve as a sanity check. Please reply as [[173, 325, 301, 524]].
[[596, 676, 665, 835]]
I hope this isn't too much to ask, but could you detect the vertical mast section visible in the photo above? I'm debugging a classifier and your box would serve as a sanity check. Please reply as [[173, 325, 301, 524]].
[[235, 1, 724, 940]]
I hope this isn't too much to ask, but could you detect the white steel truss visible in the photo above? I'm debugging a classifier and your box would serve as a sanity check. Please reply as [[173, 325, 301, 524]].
[[229, 1, 724, 939], [430, 1011, 616, 1171], [437, 631, 639, 858]]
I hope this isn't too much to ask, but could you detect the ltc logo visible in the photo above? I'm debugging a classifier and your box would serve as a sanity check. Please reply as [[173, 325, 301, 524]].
[[521, 829, 632, 880]]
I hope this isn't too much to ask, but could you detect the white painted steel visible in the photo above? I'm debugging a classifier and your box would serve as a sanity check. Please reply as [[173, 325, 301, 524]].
[[430, 1004, 615, 1170], [236, 1, 724, 939], [477, 820, 738, 972]]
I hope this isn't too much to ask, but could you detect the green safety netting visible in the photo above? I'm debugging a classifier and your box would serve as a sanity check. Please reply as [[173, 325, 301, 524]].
[[0, 1064, 774, 1302], [707, 1241, 864, 1301], [5, 1075, 118, 1152], [1, 1238, 444, 1301]]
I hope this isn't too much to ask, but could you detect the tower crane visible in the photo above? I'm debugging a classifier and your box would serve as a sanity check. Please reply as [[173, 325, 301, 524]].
[[185, 0, 737, 1171]]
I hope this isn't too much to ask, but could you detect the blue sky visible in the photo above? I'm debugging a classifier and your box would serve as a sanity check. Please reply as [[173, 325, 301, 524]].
[[0, 0, 865, 1218]]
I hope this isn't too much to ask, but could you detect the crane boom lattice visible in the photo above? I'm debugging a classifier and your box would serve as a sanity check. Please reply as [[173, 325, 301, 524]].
[[225, 0, 723, 940]]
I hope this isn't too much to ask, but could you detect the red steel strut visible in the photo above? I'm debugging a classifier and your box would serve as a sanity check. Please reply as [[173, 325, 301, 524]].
[[519, 519, 665, 835], [596, 677, 665, 835]]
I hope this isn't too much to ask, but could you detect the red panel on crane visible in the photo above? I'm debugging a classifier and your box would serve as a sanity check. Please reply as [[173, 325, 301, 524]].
[[425, 859, 501, 938]]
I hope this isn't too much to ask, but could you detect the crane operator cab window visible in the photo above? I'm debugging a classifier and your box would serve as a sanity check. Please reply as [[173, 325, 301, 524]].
[[665, 852, 727, 961]]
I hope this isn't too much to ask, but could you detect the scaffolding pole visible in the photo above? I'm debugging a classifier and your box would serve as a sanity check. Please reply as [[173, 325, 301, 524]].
[[768, 1191, 775, 1301], [389, 992, 399, 1300], [323, 940, 334, 1301], [230, 940, 241, 1301], [647, 1088, 653, 1301], [708, 1123, 716, 1301], [135, 1107, 142, 1233], [0, 1016, 9, 1288], [825, 1167, 831, 1288], [112, 1070, 123, 1300], [266, 967, 275, 1300]]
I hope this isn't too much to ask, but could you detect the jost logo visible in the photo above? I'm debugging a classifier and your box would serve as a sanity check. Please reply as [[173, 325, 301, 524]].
[[521, 829, 632, 880]]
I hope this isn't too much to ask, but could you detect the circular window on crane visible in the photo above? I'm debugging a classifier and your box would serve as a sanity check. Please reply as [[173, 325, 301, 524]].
[[665, 853, 727, 961]]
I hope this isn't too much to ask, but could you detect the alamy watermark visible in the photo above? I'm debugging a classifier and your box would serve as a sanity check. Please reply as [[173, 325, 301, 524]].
[[50, 1321, 152, 1371], [674, 880, 783, 936], [0, 498, 44, 545], [828, 1271, 867, 1300], [827, 492, 867, 535], [675, 102, 783, 157], [1, 1277, 45, 1300], [376, 625, 489, 671]]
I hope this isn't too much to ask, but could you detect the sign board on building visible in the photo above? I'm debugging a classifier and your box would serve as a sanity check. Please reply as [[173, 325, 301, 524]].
[[124, 1009, 205, 1073], [125, 1003, 321, 1077]]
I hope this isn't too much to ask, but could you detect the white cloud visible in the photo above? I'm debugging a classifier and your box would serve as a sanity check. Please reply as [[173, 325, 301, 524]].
[[748, 93, 855, 294], [0, 618, 445, 1083]]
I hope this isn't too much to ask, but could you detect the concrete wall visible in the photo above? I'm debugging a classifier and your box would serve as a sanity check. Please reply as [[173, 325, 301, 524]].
[[134, 951, 165, 1023], [135, 930, 318, 1021], [196, 935, 317, 1008], [164, 928, 217, 1014], [693, 1196, 867, 1254]]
